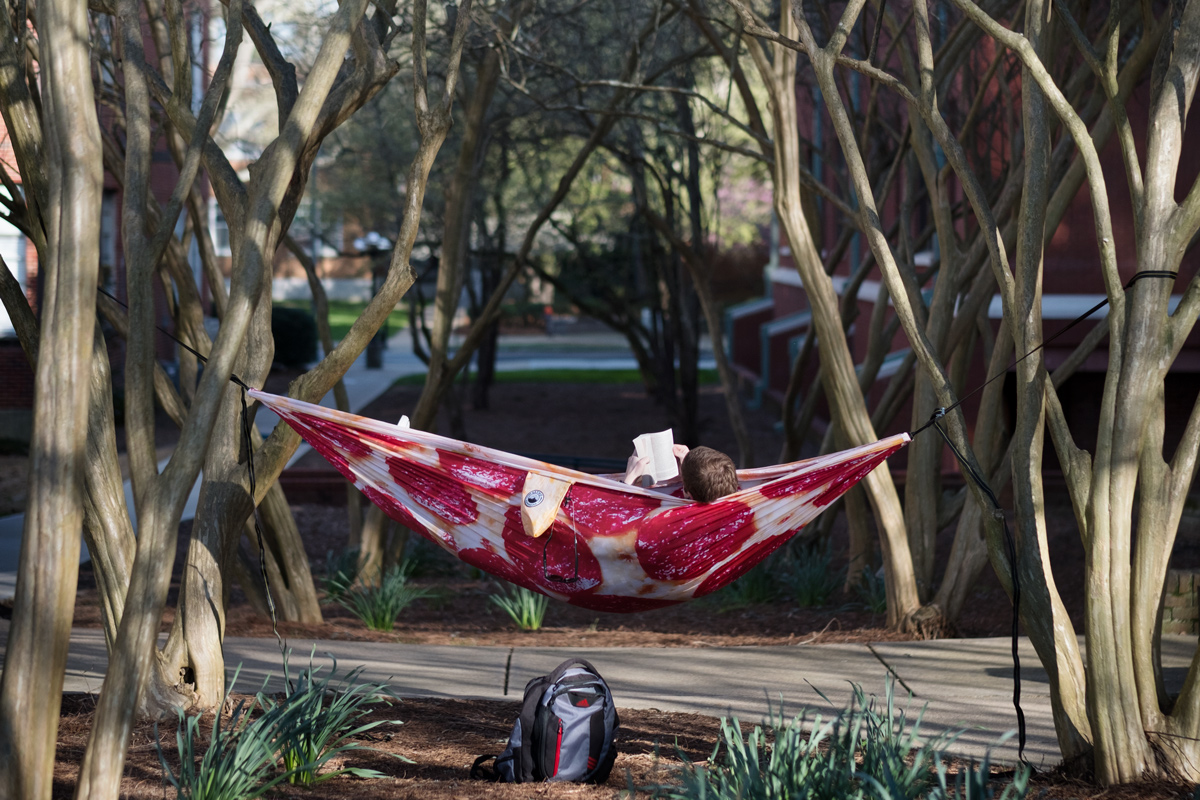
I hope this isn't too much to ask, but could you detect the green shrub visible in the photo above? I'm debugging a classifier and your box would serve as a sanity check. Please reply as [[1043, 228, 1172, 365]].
[[261, 653, 403, 786], [338, 560, 431, 631], [271, 306, 318, 368], [156, 671, 296, 800], [715, 562, 780, 611], [490, 582, 550, 631], [786, 546, 844, 608], [649, 680, 1030, 800], [322, 547, 362, 603], [854, 566, 889, 615], [156, 660, 404, 797]]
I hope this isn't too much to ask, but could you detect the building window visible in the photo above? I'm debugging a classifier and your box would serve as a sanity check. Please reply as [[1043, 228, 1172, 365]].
[[209, 197, 231, 256], [0, 188, 26, 338]]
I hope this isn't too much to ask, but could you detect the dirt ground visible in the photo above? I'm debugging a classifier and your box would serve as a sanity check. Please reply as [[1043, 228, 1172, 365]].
[[7, 375, 1200, 797], [48, 693, 1197, 800]]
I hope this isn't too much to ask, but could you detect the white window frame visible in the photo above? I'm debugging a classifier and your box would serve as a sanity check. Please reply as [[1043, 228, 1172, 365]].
[[209, 196, 231, 256]]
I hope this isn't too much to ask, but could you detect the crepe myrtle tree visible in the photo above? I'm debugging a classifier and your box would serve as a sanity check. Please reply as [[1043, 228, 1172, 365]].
[[0, 1, 474, 798], [725, 0, 1200, 784], [409, 0, 738, 445], [706, 0, 1158, 637], [0, 0, 104, 796]]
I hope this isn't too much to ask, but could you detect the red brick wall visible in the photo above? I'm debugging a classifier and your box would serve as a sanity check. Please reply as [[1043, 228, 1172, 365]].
[[0, 340, 34, 409]]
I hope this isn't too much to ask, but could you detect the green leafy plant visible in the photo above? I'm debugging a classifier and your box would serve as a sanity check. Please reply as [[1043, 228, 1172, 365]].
[[261, 653, 404, 786], [155, 672, 296, 800], [338, 560, 432, 631], [157, 659, 409, 797], [322, 547, 362, 603], [785, 546, 844, 608], [854, 566, 889, 615], [490, 582, 550, 631], [716, 562, 780, 611], [647, 679, 1030, 800]]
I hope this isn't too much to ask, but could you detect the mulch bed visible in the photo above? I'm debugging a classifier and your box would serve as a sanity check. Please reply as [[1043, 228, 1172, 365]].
[[14, 374, 1200, 797], [52, 693, 724, 800], [50, 693, 1197, 799]]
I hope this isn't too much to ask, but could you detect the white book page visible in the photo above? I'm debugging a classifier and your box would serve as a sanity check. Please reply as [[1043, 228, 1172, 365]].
[[632, 429, 678, 483]]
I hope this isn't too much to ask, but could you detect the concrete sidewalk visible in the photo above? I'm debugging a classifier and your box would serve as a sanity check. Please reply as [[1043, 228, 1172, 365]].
[[5, 616, 1195, 768]]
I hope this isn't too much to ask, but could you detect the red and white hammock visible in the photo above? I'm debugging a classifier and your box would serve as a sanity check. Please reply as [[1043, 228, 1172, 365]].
[[253, 390, 908, 613]]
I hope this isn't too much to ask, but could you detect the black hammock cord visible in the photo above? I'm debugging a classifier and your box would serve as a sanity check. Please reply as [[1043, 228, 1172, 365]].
[[96, 287, 287, 665], [903, 268, 1178, 763], [100, 270, 1178, 757]]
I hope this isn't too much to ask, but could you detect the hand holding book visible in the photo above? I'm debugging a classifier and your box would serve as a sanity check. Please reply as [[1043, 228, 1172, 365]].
[[623, 431, 689, 487]]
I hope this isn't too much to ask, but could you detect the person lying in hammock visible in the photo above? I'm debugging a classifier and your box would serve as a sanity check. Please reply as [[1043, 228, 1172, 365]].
[[623, 444, 739, 502]]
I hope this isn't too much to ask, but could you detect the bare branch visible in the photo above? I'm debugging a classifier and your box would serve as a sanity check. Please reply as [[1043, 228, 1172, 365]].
[[145, 0, 245, 281], [1054, 0, 1145, 232], [946, 0, 1122, 306], [216, 0, 299, 127]]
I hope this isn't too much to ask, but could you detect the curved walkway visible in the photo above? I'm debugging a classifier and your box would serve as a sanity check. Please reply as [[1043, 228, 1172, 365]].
[[4, 617, 1197, 767]]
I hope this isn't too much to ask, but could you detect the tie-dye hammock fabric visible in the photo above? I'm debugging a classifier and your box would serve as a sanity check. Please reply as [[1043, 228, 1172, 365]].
[[252, 390, 908, 613]]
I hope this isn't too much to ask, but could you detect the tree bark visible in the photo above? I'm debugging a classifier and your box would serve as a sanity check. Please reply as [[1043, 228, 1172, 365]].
[[736, 0, 922, 628], [418, 0, 531, 432], [0, 0, 103, 795], [72, 0, 380, 790]]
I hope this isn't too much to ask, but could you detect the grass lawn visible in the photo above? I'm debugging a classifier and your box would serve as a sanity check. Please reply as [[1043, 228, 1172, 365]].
[[277, 299, 408, 344]]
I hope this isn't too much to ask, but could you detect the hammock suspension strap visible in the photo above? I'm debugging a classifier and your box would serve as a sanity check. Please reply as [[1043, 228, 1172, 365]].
[[97, 287, 288, 667], [908, 269, 1179, 764]]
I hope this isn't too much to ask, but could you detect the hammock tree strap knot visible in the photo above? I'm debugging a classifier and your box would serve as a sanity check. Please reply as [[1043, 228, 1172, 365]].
[[902, 269, 1178, 763]]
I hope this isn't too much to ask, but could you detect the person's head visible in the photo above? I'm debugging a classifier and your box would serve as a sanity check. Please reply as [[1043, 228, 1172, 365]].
[[681, 446, 739, 503]]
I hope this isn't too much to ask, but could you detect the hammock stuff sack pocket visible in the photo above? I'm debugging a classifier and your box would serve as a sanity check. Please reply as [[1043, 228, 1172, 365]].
[[472, 658, 619, 784]]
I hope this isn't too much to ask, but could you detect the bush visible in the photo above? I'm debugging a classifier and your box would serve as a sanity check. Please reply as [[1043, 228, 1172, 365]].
[[647, 679, 1031, 800], [785, 546, 844, 608], [854, 566, 889, 615], [715, 562, 781, 611], [260, 652, 403, 786], [156, 693, 285, 800], [338, 560, 431, 631], [489, 582, 550, 631], [156, 658, 403, 797], [322, 547, 362, 603], [271, 306, 318, 369]]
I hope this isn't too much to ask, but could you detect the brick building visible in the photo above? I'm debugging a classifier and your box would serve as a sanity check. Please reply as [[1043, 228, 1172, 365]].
[[0, 122, 38, 442], [725, 80, 1200, 461]]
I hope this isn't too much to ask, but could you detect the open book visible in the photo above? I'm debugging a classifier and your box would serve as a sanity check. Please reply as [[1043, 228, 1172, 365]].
[[632, 429, 679, 484]]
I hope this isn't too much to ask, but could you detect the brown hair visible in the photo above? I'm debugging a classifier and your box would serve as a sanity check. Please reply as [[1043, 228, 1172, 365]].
[[681, 446, 739, 503]]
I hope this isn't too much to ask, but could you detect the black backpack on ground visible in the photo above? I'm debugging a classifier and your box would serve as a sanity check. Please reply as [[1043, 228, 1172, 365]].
[[472, 658, 619, 784]]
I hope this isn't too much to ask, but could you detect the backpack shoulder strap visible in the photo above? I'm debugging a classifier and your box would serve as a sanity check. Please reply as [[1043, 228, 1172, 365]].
[[471, 754, 499, 781], [548, 657, 605, 684], [517, 674, 552, 781]]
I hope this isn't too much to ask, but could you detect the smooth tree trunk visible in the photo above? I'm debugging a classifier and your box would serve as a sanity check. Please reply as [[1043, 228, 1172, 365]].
[[0, 0, 104, 794], [71, 0, 394, 790], [413, 0, 530, 431], [734, 0, 923, 628]]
